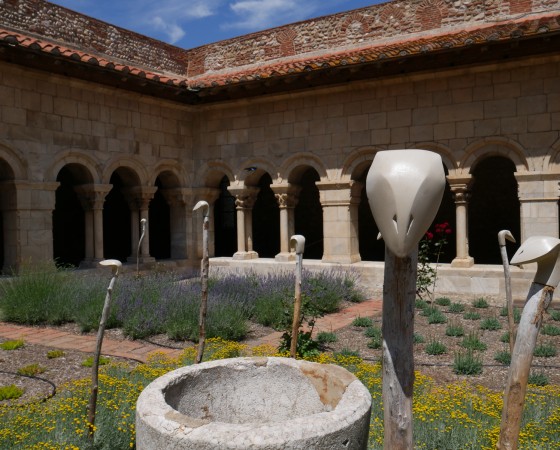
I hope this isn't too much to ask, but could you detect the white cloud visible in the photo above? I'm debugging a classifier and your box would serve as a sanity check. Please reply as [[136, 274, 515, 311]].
[[150, 16, 186, 44], [226, 0, 320, 31]]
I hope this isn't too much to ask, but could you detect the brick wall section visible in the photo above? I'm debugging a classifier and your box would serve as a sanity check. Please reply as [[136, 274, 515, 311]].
[[0, 0, 188, 75], [1, 0, 558, 80]]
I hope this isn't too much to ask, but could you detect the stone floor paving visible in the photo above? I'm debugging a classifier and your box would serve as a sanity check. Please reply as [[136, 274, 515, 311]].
[[0, 298, 382, 363]]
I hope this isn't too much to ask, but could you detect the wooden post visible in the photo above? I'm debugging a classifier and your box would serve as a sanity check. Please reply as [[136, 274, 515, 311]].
[[88, 259, 121, 438], [498, 230, 516, 353], [382, 248, 416, 449], [290, 235, 305, 358], [137, 218, 147, 277], [497, 283, 553, 449], [194, 201, 210, 364]]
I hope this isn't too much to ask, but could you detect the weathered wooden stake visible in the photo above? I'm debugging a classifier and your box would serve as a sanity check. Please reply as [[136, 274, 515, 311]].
[[498, 236, 560, 449], [193, 201, 210, 364], [136, 218, 147, 277], [498, 230, 516, 353], [289, 235, 305, 358], [382, 248, 416, 448], [88, 259, 121, 438]]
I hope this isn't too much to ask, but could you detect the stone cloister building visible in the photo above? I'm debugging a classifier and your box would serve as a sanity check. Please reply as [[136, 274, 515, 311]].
[[0, 0, 559, 297]]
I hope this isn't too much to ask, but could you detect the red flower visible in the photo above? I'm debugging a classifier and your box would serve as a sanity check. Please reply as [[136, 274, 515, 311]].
[[426, 232, 434, 240], [445, 229, 452, 234]]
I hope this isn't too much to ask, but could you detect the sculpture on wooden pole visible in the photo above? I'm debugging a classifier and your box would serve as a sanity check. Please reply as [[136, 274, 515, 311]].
[[498, 236, 560, 450], [289, 234, 305, 358], [498, 229, 516, 353], [193, 200, 210, 364], [366, 149, 445, 449]]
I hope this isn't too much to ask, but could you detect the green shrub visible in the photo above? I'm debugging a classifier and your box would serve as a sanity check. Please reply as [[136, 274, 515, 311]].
[[435, 297, 451, 306], [47, 350, 65, 359], [421, 305, 440, 317], [415, 298, 428, 310], [445, 322, 464, 337], [528, 372, 549, 386], [500, 331, 510, 343], [494, 351, 511, 365], [461, 332, 487, 351], [453, 350, 483, 375], [534, 343, 557, 357], [316, 331, 337, 344], [500, 307, 521, 323], [334, 348, 360, 358], [427, 309, 447, 324], [480, 317, 502, 331], [364, 325, 382, 339], [0, 339, 24, 350], [17, 364, 46, 376], [81, 356, 110, 367], [425, 339, 447, 355], [279, 331, 320, 358], [413, 333, 425, 344], [0, 384, 24, 401], [541, 324, 560, 336], [352, 316, 373, 328], [549, 309, 560, 321], [448, 303, 465, 313], [463, 311, 481, 321], [472, 298, 489, 309]]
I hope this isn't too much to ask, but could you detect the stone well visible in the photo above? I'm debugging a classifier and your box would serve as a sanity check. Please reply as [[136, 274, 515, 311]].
[[136, 357, 372, 450]]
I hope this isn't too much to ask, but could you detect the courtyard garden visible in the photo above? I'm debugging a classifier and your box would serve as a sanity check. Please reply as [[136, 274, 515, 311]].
[[0, 265, 559, 449]]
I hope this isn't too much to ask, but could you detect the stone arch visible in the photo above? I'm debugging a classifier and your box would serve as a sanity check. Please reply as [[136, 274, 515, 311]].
[[281, 153, 328, 184], [0, 141, 28, 180], [460, 138, 530, 174], [150, 161, 187, 187], [415, 143, 458, 173], [197, 160, 236, 188], [341, 148, 378, 182], [102, 157, 148, 186], [45, 150, 100, 184], [236, 157, 279, 186], [544, 137, 560, 173]]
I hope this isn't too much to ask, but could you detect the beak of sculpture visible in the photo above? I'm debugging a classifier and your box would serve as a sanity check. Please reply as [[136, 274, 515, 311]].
[[99, 259, 122, 276], [498, 230, 516, 247], [510, 236, 560, 287], [193, 200, 210, 217], [366, 150, 446, 258]]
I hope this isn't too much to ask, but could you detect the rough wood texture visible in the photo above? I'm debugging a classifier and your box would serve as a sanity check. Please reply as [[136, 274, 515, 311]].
[[290, 252, 303, 358], [497, 283, 553, 450], [196, 214, 210, 364], [382, 248, 417, 449]]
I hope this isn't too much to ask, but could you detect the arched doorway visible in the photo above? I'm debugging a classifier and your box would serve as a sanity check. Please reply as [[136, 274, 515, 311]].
[[0, 158, 16, 273], [469, 156, 520, 264], [294, 168, 323, 259], [52, 165, 89, 267], [252, 173, 280, 258], [214, 176, 237, 257]]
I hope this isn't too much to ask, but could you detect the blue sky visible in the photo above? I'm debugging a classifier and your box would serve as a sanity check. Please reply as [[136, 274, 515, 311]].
[[49, 0, 385, 49]]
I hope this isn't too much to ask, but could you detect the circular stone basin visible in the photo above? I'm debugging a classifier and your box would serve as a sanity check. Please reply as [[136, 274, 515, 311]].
[[136, 357, 372, 450]]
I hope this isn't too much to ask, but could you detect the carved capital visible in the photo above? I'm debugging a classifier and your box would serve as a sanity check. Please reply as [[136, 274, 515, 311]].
[[275, 192, 299, 209]]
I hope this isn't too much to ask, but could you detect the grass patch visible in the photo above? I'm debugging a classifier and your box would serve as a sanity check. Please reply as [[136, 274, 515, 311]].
[[365, 326, 382, 349], [334, 348, 360, 358], [445, 322, 464, 337], [415, 298, 428, 309], [425, 339, 447, 355], [500, 306, 521, 323], [81, 356, 110, 367], [453, 350, 483, 375], [534, 343, 557, 358], [421, 305, 440, 317], [461, 332, 487, 351], [47, 350, 65, 359], [500, 331, 510, 343], [472, 298, 489, 309], [17, 364, 46, 376], [480, 317, 502, 331], [0, 385, 24, 401], [427, 309, 447, 324], [316, 331, 337, 344], [413, 333, 425, 344], [448, 302, 465, 313], [352, 316, 373, 327], [541, 324, 560, 336], [463, 311, 481, 321], [528, 372, 549, 386], [494, 351, 511, 365], [435, 297, 451, 307], [549, 309, 560, 321], [0, 339, 24, 350]]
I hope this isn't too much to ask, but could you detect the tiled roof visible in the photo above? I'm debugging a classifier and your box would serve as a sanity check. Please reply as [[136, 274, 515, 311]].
[[0, 10, 559, 97]]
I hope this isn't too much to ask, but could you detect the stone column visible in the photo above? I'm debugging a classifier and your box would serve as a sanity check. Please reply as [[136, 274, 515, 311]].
[[228, 186, 259, 260], [515, 172, 560, 241], [450, 181, 474, 268], [74, 184, 112, 267], [123, 187, 157, 264], [316, 180, 361, 264], [271, 184, 301, 262]]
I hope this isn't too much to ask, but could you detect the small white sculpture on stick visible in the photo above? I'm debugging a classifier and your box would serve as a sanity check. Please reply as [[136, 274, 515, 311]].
[[289, 234, 305, 358], [193, 200, 210, 364]]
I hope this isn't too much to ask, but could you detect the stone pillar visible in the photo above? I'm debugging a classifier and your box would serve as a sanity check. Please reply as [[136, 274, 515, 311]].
[[123, 187, 157, 264], [8, 181, 59, 271], [449, 181, 474, 268], [515, 172, 560, 242], [316, 180, 361, 264], [271, 184, 301, 262], [74, 184, 112, 266], [228, 186, 259, 260]]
